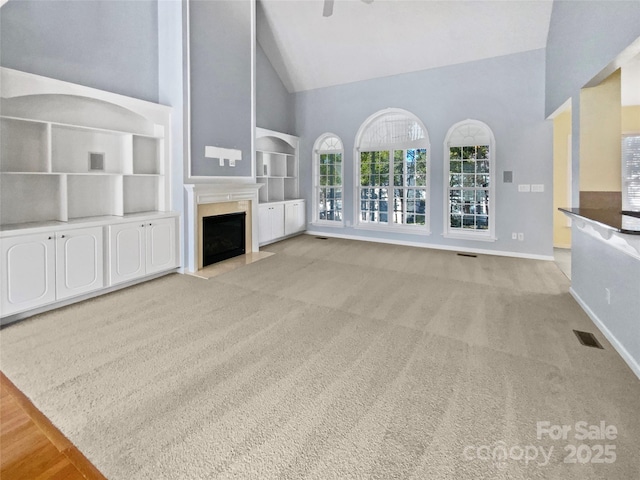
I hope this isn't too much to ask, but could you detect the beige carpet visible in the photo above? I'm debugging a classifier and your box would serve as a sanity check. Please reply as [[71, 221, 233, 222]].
[[1, 235, 638, 479]]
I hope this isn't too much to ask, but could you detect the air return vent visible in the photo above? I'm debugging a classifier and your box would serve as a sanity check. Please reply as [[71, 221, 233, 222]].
[[573, 330, 604, 349], [457, 253, 477, 258], [316, 237, 328, 240]]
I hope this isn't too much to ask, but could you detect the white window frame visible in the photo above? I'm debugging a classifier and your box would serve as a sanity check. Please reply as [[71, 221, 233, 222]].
[[622, 133, 640, 212], [313, 133, 345, 226], [443, 119, 496, 241], [353, 108, 431, 235]]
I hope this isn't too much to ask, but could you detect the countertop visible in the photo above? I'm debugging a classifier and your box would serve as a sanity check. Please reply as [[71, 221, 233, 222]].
[[559, 208, 640, 235]]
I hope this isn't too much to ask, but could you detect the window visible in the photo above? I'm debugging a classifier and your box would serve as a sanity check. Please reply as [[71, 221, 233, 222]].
[[355, 109, 430, 232], [313, 134, 343, 224], [444, 120, 496, 240], [622, 134, 640, 211]]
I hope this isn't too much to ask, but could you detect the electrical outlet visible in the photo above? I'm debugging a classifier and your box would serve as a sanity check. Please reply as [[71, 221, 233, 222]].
[[518, 184, 531, 192], [518, 233, 524, 241], [512, 232, 517, 240], [605, 288, 611, 305], [531, 184, 544, 193]]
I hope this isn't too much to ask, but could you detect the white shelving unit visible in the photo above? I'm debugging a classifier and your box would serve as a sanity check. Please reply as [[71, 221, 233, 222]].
[[0, 115, 165, 225], [256, 128, 299, 204], [255, 128, 306, 245], [0, 67, 179, 322]]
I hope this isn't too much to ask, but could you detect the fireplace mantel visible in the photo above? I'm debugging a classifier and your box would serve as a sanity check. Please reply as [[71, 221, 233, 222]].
[[184, 183, 264, 273]]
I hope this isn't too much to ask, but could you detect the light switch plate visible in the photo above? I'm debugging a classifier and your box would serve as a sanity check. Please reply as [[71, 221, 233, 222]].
[[531, 184, 544, 192], [518, 184, 531, 192]]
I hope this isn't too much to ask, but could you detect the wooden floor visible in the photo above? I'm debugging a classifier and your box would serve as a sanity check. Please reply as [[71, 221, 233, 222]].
[[0, 372, 106, 480]]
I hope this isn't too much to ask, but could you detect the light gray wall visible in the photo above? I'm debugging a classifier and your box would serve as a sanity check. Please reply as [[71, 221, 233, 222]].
[[545, 0, 640, 118], [256, 42, 295, 135], [189, 0, 252, 177], [571, 226, 640, 378], [0, 0, 159, 103], [295, 49, 553, 257]]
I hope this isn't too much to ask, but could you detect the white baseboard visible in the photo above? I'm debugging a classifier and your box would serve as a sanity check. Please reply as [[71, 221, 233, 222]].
[[305, 230, 554, 261], [570, 287, 640, 380]]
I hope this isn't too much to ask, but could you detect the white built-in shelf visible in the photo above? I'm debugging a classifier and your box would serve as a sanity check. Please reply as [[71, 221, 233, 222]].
[[0, 67, 172, 230], [255, 128, 300, 204]]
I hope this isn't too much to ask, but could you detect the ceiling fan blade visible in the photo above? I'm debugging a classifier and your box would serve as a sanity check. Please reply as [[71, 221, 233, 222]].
[[323, 0, 334, 17]]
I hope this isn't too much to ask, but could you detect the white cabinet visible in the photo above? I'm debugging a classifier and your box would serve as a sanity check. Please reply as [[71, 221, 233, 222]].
[[259, 203, 285, 245], [55, 227, 104, 300], [109, 216, 177, 285], [285, 200, 306, 236], [1, 233, 56, 316], [1, 226, 104, 316], [259, 200, 306, 246]]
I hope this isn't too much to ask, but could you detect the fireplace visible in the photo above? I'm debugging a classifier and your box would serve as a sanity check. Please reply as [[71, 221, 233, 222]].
[[202, 212, 246, 267]]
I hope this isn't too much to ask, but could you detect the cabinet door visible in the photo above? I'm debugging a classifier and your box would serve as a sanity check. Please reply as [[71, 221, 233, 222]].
[[258, 204, 272, 244], [145, 217, 177, 275], [271, 204, 285, 239], [285, 201, 306, 235], [295, 200, 306, 233], [109, 222, 146, 285], [55, 227, 104, 300], [1, 233, 56, 316]]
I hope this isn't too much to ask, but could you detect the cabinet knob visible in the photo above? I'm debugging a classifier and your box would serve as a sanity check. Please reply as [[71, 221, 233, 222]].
[[61, 234, 65, 238], [141, 224, 145, 227], [149, 223, 152, 226], [47, 236, 53, 240]]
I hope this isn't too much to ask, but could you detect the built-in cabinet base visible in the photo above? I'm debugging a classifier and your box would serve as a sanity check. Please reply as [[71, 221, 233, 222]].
[[259, 199, 306, 245], [0, 213, 179, 322]]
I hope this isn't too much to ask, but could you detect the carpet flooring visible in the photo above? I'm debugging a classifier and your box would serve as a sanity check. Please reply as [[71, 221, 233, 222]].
[[1, 235, 638, 479]]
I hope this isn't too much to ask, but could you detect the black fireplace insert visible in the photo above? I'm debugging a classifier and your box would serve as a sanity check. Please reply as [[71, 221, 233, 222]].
[[202, 212, 246, 267]]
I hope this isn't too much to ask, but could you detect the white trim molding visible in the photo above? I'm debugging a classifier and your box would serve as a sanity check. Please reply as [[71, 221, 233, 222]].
[[570, 287, 640, 380], [305, 230, 553, 261]]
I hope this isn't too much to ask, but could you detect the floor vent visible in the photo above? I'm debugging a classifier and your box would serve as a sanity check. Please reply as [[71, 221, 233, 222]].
[[316, 236, 329, 240], [573, 330, 604, 349], [457, 253, 477, 258]]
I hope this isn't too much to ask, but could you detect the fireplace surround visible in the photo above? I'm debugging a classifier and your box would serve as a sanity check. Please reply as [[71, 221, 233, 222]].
[[184, 183, 263, 273]]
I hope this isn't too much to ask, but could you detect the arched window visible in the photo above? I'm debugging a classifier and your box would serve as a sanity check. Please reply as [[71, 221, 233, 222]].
[[444, 120, 496, 240], [313, 134, 344, 224], [354, 109, 430, 232]]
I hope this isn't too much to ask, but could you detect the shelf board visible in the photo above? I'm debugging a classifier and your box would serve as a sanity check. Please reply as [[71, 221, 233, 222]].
[[0, 171, 57, 175], [63, 172, 123, 176], [0, 115, 164, 140], [256, 150, 295, 157]]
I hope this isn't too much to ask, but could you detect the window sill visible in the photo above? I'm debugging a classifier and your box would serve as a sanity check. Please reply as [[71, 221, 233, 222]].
[[354, 223, 431, 236], [443, 232, 497, 242]]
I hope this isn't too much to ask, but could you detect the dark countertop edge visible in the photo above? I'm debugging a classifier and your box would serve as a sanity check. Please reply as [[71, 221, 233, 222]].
[[558, 208, 640, 235]]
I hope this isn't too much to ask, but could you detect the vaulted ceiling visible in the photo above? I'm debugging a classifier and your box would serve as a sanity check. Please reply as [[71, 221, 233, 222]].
[[257, 0, 554, 93]]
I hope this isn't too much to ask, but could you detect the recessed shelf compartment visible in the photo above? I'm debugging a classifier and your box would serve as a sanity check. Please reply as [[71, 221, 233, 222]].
[[123, 175, 159, 214], [0, 173, 64, 225], [132, 135, 161, 175], [67, 174, 122, 219], [1, 118, 49, 172], [51, 125, 131, 174]]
